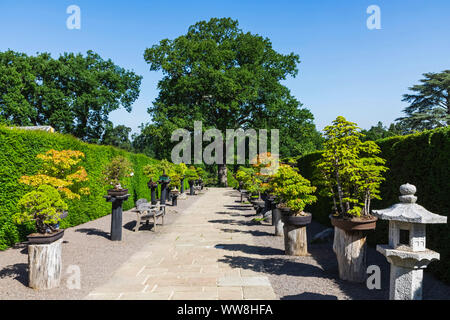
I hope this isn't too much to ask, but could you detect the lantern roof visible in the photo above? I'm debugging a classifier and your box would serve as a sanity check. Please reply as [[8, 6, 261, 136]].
[[372, 184, 447, 224]]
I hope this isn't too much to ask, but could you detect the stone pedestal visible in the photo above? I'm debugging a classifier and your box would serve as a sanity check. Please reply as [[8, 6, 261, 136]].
[[159, 182, 169, 205], [150, 186, 157, 205], [377, 245, 439, 300], [105, 194, 130, 241], [28, 239, 62, 290], [272, 208, 283, 236], [189, 181, 195, 195], [283, 224, 308, 256], [333, 227, 367, 283]]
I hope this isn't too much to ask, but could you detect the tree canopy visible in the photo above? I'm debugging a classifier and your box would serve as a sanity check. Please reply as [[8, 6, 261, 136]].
[[138, 17, 322, 185], [397, 70, 450, 130], [0, 50, 142, 143]]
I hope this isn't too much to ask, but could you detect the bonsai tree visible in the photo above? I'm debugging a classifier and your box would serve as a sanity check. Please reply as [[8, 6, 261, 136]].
[[175, 163, 188, 177], [19, 149, 90, 200], [143, 163, 161, 185], [236, 166, 261, 198], [268, 164, 317, 216], [315, 116, 388, 219], [158, 159, 173, 176], [185, 166, 200, 182], [102, 156, 133, 190], [13, 185, 68, 234]]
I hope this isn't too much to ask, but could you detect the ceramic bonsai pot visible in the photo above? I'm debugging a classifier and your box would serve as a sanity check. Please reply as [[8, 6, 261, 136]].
[[279, 207, 311, 256], [329, 214, 377, 231], [107, 188, 129, 197], [27, 229, 65, 245], [281, 212, 312, 226]]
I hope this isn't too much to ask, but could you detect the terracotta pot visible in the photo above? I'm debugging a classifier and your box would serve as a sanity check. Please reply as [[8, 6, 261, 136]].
[[27, 230, 64, 245], [329, 214, 377, 231], [107, 188, 129, 197]]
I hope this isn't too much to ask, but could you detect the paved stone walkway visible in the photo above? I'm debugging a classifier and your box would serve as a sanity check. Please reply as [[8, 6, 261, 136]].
[[85, 188, 277, 300]]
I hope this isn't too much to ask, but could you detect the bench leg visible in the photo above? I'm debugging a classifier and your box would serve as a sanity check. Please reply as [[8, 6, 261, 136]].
[[134, 213, 140, 232], [153, 213, 157, 232]]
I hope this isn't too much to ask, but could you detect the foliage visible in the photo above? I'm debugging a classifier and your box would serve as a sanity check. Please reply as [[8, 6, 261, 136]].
[[139, 17, 322, 184], [0, 126, 163, 249], [143, 163, 161, 183], [362, 121, 417, 141], [185, 166, 200, 182], [397, 70, 450, 130], [19, 149, 90, 200], [13, 185, 68, 234], [102, 156, 134, 190], [101, 124, 133, 151], [267, 165, 316, 216], [315, 116, 388, 217], [0, 50, 142, 143], [175, 163, 188, 177], [297, 126, 450, 285]]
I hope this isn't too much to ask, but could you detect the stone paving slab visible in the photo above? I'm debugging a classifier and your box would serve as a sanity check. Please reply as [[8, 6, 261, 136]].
[[85, 188, 277, 300]]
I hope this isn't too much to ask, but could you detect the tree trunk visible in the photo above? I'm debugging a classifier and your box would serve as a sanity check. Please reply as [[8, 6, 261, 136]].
[[332, 227, 367, 283], [283, 224, 308, 256], [218, 164, 228, 187], [28, 239, 62, 290]]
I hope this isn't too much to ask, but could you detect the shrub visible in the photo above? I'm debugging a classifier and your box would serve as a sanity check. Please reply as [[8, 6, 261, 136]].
[[0, 126, 163, 249], [268, 164, 317, 216], [19, 149, 90, 200]]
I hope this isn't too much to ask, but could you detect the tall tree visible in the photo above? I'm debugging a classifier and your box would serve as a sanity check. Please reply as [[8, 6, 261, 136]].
[[0, 50, 142, 142], [142, 18, 321, 186], [101, 123, 132, 151], [397, 70, 450, 130]]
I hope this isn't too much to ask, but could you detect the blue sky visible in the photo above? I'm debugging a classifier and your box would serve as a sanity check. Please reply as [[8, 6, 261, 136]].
[[1, 0, 450, 135]]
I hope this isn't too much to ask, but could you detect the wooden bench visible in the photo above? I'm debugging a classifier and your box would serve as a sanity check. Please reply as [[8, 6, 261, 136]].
[[131, 199, 166, 232]]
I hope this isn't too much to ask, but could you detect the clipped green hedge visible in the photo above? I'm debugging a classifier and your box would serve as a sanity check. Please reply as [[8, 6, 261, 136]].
[[0, 127, 188, 250], [297, 127, 450, 284]]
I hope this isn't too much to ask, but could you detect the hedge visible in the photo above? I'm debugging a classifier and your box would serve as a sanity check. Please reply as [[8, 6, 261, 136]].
[[297, 127, 450, 284], [0, 127, 189, 250]]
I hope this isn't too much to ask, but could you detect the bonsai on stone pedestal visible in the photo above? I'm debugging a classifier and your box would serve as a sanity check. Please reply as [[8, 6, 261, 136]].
[[315, 116, 388, 283], [103, 156, 133, 241], [268, 164, 317, 256], [143, 163, 160, 204], [185, 166, 199, 195], [14, 185, 68, 290], [16, 149, 90, 290]]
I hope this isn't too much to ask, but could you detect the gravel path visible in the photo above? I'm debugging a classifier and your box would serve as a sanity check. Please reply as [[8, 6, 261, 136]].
[[0, 192, 203, 300], [226, 190, 450, 300], [2, 188, 449, 300]]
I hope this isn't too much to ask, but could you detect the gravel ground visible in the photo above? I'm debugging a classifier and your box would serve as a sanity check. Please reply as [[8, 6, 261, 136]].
[[224, 190, 450, 300], [0, 192, 204, 300]]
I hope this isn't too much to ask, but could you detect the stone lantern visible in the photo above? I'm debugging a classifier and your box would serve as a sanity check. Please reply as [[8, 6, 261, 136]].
[[372, 183, 447, 300]]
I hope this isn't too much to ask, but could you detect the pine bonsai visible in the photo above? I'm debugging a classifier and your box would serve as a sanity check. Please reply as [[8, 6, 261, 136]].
[[13, 185, 68, 234]]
